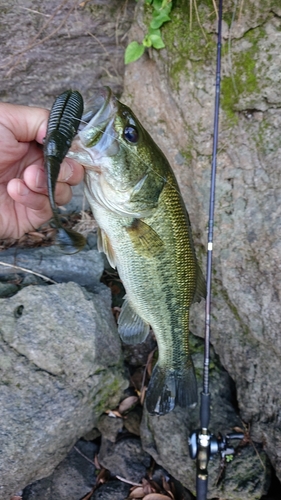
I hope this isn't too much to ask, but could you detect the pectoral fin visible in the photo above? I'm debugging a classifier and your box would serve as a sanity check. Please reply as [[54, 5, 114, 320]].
[[126, 219, 164, 257], [97, 227, 116, 268], [118, 297, 150, 345]]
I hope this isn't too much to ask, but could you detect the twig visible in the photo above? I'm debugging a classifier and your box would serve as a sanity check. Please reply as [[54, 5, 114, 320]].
[[74, 446, 96, 466], [115, 475, 142, 487], [0, 261, 57, 284], [228, 0, 239, 97], [193, 0, 207, 41], [211, 0, 219, 20], [17, 7, 51, 17], [115, 0, 129, 47], [86, 32, 119, 78], [238, 0, 245, 23]]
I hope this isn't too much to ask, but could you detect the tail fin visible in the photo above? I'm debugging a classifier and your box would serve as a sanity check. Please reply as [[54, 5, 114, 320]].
[[145, 360, 197, 416]]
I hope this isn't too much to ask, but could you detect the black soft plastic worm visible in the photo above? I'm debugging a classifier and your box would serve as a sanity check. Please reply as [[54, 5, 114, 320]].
[[44, 90, 86, 253]]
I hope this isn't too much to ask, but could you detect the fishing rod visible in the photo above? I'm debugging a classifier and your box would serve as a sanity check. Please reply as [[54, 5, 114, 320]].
[[188, 1, 243, 498]]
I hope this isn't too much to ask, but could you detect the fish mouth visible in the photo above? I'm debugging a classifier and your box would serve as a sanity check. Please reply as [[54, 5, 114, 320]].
[[68, 87, 118, 168]]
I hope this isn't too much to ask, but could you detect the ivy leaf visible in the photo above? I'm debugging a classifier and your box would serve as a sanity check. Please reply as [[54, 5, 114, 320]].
[[149, 33, 165, 49], [143, 35, 152, 48], [125, 41, 145, 64], [152, 0, 163, 10], [150, 12, 171, 29]]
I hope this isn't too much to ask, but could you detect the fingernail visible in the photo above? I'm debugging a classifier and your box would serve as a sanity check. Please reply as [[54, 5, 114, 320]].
[[18, 182, 30, 196], [36, 169, 46, 189], [60, 160, 73, 181]]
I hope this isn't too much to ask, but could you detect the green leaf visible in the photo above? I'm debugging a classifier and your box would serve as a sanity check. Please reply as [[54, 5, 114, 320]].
[[143, 35, 152, 48], [148, 27, 161, 36], [152, 4, 171, 16], [150, 12, 171, 29], [149, 33, 165, 49], [152, 0, 163, 10], [124, 41, 145, 64]]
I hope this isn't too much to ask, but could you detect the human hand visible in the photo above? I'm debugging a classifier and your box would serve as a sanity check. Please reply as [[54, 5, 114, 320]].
[[0, 102, 84, 240]]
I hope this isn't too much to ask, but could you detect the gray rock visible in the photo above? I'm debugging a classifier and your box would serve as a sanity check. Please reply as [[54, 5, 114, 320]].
[[90, 480, 131, 500], [0, 245, 104, 291], [0, 282, 128, 498], [83, 428, 102, 442], [97, 414, 123, 443], [0, 0, 135, 107], [123, 407, 142, 436], [0, 281, 18, 297], [22, 440, 98, 500], [98, 437, 150, 483]]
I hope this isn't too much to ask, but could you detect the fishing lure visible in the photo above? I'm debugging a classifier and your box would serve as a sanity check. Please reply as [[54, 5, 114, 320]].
[[43, 89, 86, 252]]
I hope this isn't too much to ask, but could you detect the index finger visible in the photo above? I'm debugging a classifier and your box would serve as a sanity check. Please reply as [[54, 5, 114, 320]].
[[0, 102, 49, 144]]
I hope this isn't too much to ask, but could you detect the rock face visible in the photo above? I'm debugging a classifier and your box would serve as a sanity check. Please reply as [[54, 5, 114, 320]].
[[98, 437, 151, 483], [0, 280, 127, 498], [122, 0, 281, 488], [0, 0, 135, 107], [22, 439, 98, 500], [0, 244, 104, 290]]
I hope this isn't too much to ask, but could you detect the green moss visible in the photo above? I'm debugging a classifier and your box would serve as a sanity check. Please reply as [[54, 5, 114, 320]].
[[221, 27, 266, 123], [161, 2, 216, 90], [93, 371, 125, 414]]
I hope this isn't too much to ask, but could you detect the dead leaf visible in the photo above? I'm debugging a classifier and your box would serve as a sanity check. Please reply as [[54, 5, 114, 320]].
[[147, 480, 161, 493], [10, 497, 22, 500], [94, 453, 101, 469], [80, 488, 96, 500], [140, 386, 147, 406], [118, 395, 139, 414], [105, 409, 123, 418], [143, 494, 170, 500], [131, 367, 145, 392], [233, 426, 244, 433], [128, 486, 145, 498], [162, 477, 174, 499], [146, 348, 157, 377], [96, 468, 110, 485], [28, 231, 45, 241]]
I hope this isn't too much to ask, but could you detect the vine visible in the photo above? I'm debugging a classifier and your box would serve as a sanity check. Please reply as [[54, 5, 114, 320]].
[[124, 0, 173, 64]]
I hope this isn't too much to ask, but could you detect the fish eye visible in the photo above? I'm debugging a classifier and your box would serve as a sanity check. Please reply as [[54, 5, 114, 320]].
[[124, 125, 139, 144]]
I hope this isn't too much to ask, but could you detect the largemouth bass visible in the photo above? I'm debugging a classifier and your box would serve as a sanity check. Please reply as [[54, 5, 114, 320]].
[[46, 88, 206, 415]]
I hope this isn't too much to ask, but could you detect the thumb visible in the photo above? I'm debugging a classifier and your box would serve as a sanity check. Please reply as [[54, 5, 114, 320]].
[[0, 102, 49, 144]]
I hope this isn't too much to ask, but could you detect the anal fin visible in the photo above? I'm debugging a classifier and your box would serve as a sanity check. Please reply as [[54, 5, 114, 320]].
[[118, 297, 150, 345]]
